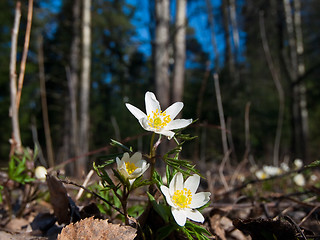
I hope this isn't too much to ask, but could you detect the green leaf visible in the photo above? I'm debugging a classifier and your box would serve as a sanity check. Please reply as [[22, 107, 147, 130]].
[[110, 139, 132, 152], [306, 160, 320, 168], [156, 224, 178, 240], [147, 192, 170, 223]]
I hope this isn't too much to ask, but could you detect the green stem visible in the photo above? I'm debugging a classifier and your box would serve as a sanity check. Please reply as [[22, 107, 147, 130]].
[[122, 186, 129, 225], [149, 133, 156, 181]]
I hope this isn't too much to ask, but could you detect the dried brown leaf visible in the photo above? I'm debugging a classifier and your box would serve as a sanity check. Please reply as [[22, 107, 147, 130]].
[[57, 217, 136, 240]]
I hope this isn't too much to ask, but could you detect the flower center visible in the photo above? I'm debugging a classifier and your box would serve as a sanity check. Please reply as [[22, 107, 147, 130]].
[[125, 162, 137, 175], [147, 109, 171, 131], [172, 188, 192, 209]]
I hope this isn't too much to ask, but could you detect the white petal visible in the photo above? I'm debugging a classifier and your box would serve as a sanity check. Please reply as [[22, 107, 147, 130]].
[[125, 103, 147, 120], [116, 157, 122, 169], [172, 208, 187, 226], [160, 185, 175, 207], [185, 209, 204, 223], [165, 119, 193, 131], [169, 172, 184, 196], [139, 118, 154, 131], [164, 102, 183, 120], [131, 152, 142, 164], [189, 192, 211, 209], [145, 92, 161, 116], [129, 179, 135, 185], [158, 129, 175, 139], [184, 174, 200, 194], [121, 152, 130, 161]]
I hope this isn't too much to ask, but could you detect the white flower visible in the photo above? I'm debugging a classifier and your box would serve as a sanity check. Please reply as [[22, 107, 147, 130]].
[[160, 172, 211, 226], [263, 165, 282, 176], [116, 152, 149, 185], [255, 170, 268, 180], [294, 159, 303, 169], [35, 166, 47, 181], [293, 173, 306, 187], [125, 91, 192, 139], [280, 162, 290, 172]]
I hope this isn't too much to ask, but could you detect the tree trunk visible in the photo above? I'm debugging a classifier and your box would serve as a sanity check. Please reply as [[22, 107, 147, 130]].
[[78, 0, 91, 177], [69, 0, 81, 173], [172, 0, 186, 105], [282, 0, 308, 160], [155, 0, 170, 108], [221, 0, 235, 74]]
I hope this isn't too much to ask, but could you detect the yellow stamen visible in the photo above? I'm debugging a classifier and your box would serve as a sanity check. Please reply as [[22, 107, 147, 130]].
[[125, 162, 137, 175], [147, 109, 171, 130], [172, 188, 192, 209]]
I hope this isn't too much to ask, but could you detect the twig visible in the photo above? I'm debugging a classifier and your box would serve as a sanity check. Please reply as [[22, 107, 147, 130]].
[[298, 203, 320, 226], [284, 215, 307, 240], [61, 179, 125, 216], [38, 34, 55, 167], [219, 150, 231, 191], [213, 73, 229, 161], [75, 169, 94, 201], [16, 0, 33, 109]]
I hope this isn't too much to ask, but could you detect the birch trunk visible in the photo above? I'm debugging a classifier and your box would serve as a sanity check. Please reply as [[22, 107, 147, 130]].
[[172, 0, 186, 105], [155, 0, 170, 108], [78, 0, 91, 176]]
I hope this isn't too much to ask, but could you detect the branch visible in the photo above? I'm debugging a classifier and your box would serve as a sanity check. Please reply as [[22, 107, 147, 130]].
[[16, 0, 33, 109]]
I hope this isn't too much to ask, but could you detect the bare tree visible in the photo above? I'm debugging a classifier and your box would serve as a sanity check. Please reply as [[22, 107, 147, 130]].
[[69, 0, 81, 173], [155, 0, 170, 108], [282, 0, 308, 160], [78, 0, 91, 176], [259, 11, 285, 166], [172, 0, 186, 105]]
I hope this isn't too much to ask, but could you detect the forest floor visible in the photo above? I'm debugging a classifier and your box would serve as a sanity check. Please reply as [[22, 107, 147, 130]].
[[0, 160, 320, 240]]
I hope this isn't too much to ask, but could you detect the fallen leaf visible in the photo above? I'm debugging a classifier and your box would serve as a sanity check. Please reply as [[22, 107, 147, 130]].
[[57, 217, 136, 240]]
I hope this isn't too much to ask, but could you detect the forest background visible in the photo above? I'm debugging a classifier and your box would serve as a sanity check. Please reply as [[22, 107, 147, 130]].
[[2, 0, 320, 177]]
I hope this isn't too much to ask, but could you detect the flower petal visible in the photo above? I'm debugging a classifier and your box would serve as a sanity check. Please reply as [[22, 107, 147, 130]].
[[125, 103, 147, 120], [160, 185, 174, 207], [185, 209, 204, 223], [121, 152, 130, 161], [165, 119, 193, 131], [145, 92, 161, 117], [172, 208, 187, 226], [157, 129, 175, 139], [169, 172, 184, 196], [184, 174, 200, 194], [164, 102, 183, 120], [189, 192, 211, 209], [130, 152, 142, 164]]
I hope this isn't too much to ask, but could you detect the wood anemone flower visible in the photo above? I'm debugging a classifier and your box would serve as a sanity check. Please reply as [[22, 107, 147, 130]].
[[125, 91, 192, 139], [160, 172, 211, 226], [116, 152, 149, 185]]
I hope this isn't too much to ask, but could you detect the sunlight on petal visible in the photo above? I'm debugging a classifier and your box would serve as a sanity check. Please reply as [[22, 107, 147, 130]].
[[145, 92, 161, 116], [184, 174, 200, 194], [165, 119, 192, 131], [125, 103, 147, 120], [185, 209, 204, 223], [160, 185, 175, 207], [164, 102, 183, 120], [172, 208, 187, 226], [189, 192, 211, 209]]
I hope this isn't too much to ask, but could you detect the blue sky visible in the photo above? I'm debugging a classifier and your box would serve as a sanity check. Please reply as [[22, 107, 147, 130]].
[[39, 0, 245, 66]]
